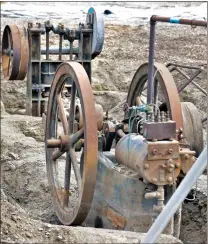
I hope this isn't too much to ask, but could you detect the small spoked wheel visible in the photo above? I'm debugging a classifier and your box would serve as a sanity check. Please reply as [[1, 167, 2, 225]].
[[45, 62, 98, 225]]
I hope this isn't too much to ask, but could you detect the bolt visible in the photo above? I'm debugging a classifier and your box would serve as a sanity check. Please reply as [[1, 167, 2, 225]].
[[168, 168, 174, 173], [169, 164, 175, 169], [168, 149, 173, 154], [152, 178, 158, 183], [28, 22, 33, 28], [175, 162, 181, 168], [160, 164, 166, 168], [144, 163, 149, 169], [36, 22, 41, 28], [168, 177, 173, 182], [184, 154, 189, 160], [167, 158, 173, 164], [152, 149, 158, 155]]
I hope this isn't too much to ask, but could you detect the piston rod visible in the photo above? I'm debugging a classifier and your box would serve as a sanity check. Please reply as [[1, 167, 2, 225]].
[[141, 147, 207, 243]]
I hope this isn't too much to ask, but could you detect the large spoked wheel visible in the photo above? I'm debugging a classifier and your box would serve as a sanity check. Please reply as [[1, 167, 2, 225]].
[[126, 62, 183, 130], [45, 62, 98, 225], [2, 24, 28, 80]]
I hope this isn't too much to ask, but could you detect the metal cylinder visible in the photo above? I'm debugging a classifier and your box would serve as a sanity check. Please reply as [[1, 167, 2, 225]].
[[115, 134, 148, 176]]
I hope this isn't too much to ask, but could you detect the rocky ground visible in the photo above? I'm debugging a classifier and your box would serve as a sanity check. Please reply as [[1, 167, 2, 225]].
[[1, 12, 207, 244]]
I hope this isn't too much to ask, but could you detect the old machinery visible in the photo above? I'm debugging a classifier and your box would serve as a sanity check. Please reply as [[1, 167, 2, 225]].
[[2, 7, 104, 117], [2, 11, 207, 240]]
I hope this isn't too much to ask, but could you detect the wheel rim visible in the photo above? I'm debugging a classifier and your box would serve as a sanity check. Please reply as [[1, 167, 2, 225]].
[[45, 62, 98, 225], [181, 102, 203, 157], [126, 62, 183, 131], [2, 24, 28, 80]]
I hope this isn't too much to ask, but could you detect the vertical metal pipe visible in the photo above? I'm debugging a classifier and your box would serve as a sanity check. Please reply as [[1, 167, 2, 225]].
[[26, 30, 32, 116], [70, 41, 73, 60], [59, 35, 62, 60], [46, 31, 49, 60], [141, 147, 207, 244], [147, 20, 156, 104]]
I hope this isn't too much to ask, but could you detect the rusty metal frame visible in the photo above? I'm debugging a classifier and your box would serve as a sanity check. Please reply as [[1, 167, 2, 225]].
[[26, 21, 93, 117]]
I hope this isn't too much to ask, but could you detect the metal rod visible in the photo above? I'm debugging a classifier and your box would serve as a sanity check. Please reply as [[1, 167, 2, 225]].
[[150, 15, 207, 27], [177, 67, 206, 95], [70, 41, 73, 60], [168, 65, 206, 95], [167, 62, 203, 70], [41, 48, 78, 55], [46, 31, 49, 59], [141, 147, 207, 244], [59, 35, 63, 60], [147, 20, 156, 104], [202, 117, 207, 123], [178, 69, 203, 93], [116, 129, 126, 138]]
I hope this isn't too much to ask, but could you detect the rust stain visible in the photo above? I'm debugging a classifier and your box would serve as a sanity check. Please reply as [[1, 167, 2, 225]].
[[105, 208, 126, 229]]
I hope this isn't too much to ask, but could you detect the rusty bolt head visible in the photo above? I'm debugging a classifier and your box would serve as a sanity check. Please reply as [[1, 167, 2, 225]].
[[168, 177, 173, 182], [169, 164, 175, 169], [144, 163, 149, 169], [160, 164, 166, 169], [167, 158, 173, 164], [152, 178, 158, 183], [152, 149, 158, 155], [168, 168, 174, 173], [168, 149, 173, 154], [184, 154, 189, 160], [175, 162, 181, 168]]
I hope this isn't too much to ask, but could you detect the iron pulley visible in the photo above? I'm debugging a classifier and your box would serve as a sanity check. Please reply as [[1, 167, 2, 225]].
[[2, 24, 29, 80]]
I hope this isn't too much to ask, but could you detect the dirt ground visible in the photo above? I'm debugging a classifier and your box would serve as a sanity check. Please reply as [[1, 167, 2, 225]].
[[1, 14, 207, 244]]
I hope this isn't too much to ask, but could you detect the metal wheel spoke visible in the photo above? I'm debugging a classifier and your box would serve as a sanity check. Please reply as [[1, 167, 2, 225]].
[[71, 128, 84, 145], [63, 151, 72, 208], [52, 149, 65, 161], [153, 80, 159, 112], [69, 82, 76, 134], [69, 148, 82, 190], [57, 93, 69, 134]]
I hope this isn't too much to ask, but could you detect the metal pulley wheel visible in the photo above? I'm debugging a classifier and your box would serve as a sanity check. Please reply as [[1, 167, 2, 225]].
[[86, 7, 104, 58], [2, 24, 29, 80], [181, 102, 203, 157], [126, 62, 183, 131], [45, 62, 98, 225]]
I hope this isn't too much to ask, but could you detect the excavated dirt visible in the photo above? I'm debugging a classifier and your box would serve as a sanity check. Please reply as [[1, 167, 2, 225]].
[[1, 7, 207, 244]]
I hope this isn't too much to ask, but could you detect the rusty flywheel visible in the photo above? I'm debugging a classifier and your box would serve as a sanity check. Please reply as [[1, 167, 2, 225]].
[[2, 24, 29, 80], [126, 62, 183, 131], [45, 62, 98, 225]]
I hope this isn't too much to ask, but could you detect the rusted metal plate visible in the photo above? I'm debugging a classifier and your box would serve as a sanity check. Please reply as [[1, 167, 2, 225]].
[[143, 121, 176, 140], [105, 207, 126, 229], [147, 140, 179, 161]]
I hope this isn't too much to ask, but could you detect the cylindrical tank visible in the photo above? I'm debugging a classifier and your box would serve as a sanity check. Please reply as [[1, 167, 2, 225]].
[[115, 134, 148, 177]]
